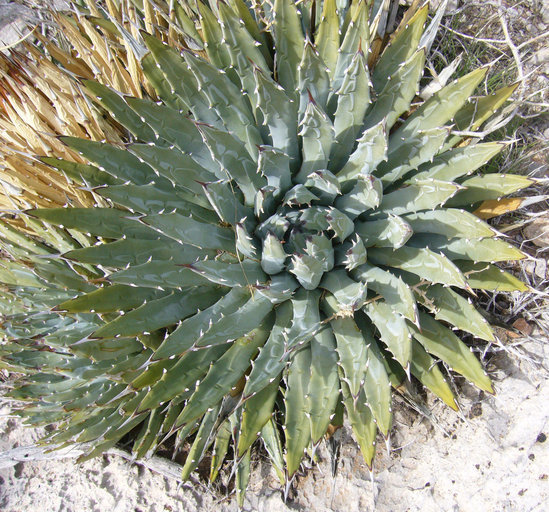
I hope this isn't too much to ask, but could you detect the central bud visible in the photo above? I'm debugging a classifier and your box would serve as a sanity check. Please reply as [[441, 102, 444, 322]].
[[250, 168, 367, 291], [233, 143, 383, 297]]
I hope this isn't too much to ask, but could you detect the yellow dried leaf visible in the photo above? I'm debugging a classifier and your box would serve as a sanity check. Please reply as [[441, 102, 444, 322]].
[[474, 198, 525, 219], [368, 37, 384, 69], [125, 47, 143, 99], [144, 0, 156, 36], [38, 38, 93, 79], [105, 0, 121, 20], [78, 19, 111, 70], [83, 0, 101, 18], [109, 50, 135, 96]]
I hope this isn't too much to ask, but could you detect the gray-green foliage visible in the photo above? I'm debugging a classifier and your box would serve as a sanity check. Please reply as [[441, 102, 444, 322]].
[[0, 0, 530, 502]]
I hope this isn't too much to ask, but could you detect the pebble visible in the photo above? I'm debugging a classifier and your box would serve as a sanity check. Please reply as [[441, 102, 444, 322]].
[[523, 218, 549, 249], [542, 5, 549, 25], [523, 258, 547, 280], [532, 48, 549, 66], [512, 318, 534, 336]]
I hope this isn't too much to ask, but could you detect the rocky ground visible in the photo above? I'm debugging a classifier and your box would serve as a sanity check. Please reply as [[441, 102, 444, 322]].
[[0, 1, 548, 511], [1, 335, 547, 512]]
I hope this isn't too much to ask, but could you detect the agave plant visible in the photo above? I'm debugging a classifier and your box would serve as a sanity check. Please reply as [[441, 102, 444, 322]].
[[0, 0, 532, 504]]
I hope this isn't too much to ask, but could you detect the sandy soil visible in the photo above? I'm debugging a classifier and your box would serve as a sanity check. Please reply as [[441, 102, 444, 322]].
[[1, 336, 547, 512]]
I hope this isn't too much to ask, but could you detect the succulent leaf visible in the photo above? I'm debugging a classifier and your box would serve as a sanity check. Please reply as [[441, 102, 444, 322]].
[[308, 327, 340, 444], [357, 319, 393, 436], [366, 301, 412, 370], [315, 0, 339, 78], [447, 84, 519, 148], [409, 142, 505, 183], [154, 288, 249, 359], [238, 377, 280, 456], [457, 261, 529, 292], [377, 179, 460, 216], [412, 235, 526, 263], [284, 345, 313, 478], [330, 0, 369, 99], [273, 0, 305, 96], [236, 448, 252, 508], [336, 122, 387, 186], [392, 67, 488, 144], [371, 5, 428, 93], [369, 246, 468, 289], [356, 215, 413, 249], [181, 404, 221, 481], [296, 98, 335, 182], [341, 380, 377, 468], [376, 127, 449, 185], [210, 420, 232, 482], [409, 313, 494, 394], [243, 300, 293, 398], [364, 49, 426, 131], [109, 260, 216, 289], [414, 282, 495, 342], [142, 211, 235, 251], [447, 174, 534, 206], [177, 321, 273, 426], [56, 284, 167, 313], [403, 209, 496, 238], [330, 50, 371, 170], [261, 418, 286, 485], [298, 42, 331, 117], [83, 80, 157, 141], [352, 263, 418, 323], [410, 339, 458, 411]]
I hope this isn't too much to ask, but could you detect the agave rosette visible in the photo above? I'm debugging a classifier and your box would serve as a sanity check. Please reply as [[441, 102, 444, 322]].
[[0, 0, 531, 498]]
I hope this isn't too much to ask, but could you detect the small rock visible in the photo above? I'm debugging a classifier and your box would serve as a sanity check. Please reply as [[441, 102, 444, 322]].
[[522, 258, 547, 280], [528, 152, 549, 178], [523, 218, 549, 248], [542, 5, 549, 25], [512, 318, 534, 336], [532, 48, 549, 66], [0, 5, 31, 47], [469, 402, 483, 418], [431, 0, 460, 11]]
